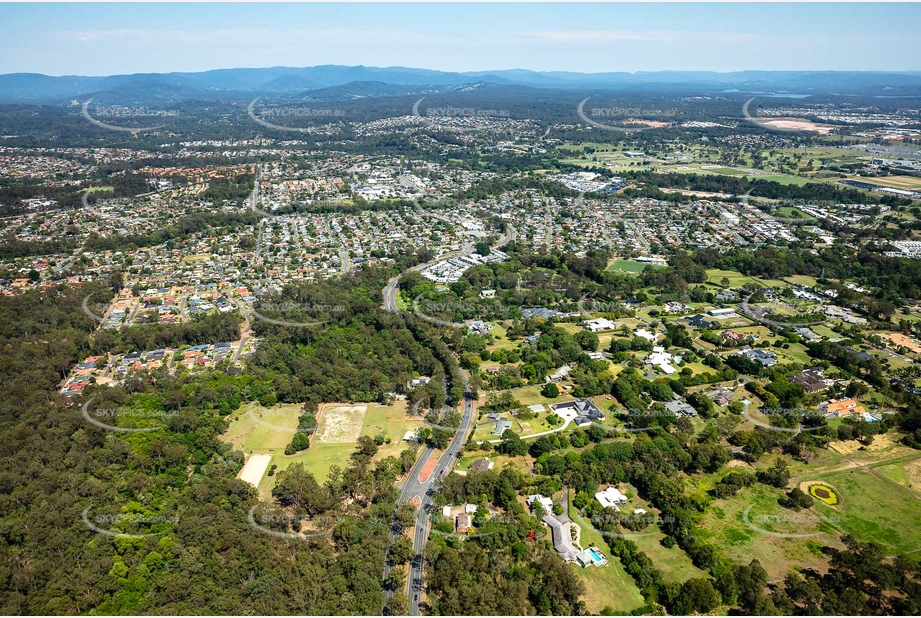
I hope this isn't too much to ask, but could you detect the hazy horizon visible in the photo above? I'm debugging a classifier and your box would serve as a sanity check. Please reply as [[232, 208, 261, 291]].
[[2, 3, 920, 76]]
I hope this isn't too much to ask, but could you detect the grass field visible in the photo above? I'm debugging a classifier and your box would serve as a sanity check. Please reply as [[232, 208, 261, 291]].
[[600, 488, 707, 584], [566, 498, 646, 614], [845, 175, 921, 190], [697, 482, 841, 580], [809, 466, 921, 555], [222, 403, 302, 453], [607, 258, 665, 274], [223, 400, 423, 493]]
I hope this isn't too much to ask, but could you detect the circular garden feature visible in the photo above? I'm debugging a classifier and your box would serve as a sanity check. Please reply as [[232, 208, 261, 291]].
[[808, 483, 839, 505]]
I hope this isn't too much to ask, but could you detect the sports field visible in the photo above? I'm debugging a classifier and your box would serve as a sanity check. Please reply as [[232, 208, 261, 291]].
[[238, 453, 272, 487], [315, 403, 368, 443], [845, 175, 921, 190], [223, 400, 424, 490]]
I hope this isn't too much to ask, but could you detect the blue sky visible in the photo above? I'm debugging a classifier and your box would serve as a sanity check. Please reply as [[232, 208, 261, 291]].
[[2, 3, 919, 76]]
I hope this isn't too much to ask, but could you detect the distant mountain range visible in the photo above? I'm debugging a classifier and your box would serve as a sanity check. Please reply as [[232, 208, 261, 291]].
[[2, 65, 921, 104]]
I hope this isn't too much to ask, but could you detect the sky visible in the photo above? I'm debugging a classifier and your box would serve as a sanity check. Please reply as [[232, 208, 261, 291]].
[[1, 3, 920, 76]]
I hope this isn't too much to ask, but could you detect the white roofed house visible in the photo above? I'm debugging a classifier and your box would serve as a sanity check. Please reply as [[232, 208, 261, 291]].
[[581, 317, 617, 332], [527, 494, 555, 513], [595, 486, 628, 511], [548, 364, 573, 382], [645, 346, 677, 375]]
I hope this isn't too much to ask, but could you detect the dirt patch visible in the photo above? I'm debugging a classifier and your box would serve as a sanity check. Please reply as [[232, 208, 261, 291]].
[[906, 459, 921, 490], [314, 404, 367, 443], [831, 432, 901, 457], [757, 118, 835, 134], [726, 460, 754, 470], [238, 453, 272, 487]]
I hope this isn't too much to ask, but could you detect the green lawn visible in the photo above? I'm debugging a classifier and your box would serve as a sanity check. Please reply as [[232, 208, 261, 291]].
[[697, 481, 840, 579], [812, 467, 921, 555], [261, 442, 356, 492], [222, 403, 302, 453], [566, 497, 646, 614], [607, 259, 664, 274]]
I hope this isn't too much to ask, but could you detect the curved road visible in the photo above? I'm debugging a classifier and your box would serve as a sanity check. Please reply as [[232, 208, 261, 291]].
[[383, 224, 516, 313], [380, 217, 512, 614]]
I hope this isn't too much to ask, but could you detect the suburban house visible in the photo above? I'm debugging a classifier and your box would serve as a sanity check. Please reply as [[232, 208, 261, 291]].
[[634, 328, 658, 342], [820, 398, 866, 418], [408, 376, 431, 388], [527, 494, 555, 513], [686, 314, 718, 329], [664, 301, 691, 314], [665, 397, 699, 417], [550, 398, 604, 426], [792, 368, 830, 393], [793, 326, 820, 342], [522, 307, 557, 319], [646, 346, 677, 375], [548, 365, 573, 382], [542, 514, 578, 562], [491, 419, 513, 435], [456, 513, 471, 533], [740, 346, 778, 367], [582, 317, 617, 332], [715, 289, 739, 302], [704, 386, 735, 407], [595, 486, 628, 511], [721, 329, 746, 343], [708, 307, 737, 318], [468, 320, 493, 335], [479, 289, 496, 299], [471, 458, 494, 472]]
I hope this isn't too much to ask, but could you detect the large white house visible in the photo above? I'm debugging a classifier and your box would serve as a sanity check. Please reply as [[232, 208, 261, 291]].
[[582, 317, 617, 332], [595, 487, 628, 511]]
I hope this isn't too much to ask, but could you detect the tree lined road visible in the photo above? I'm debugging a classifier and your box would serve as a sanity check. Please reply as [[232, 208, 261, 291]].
[[381, 372, 474, 615]]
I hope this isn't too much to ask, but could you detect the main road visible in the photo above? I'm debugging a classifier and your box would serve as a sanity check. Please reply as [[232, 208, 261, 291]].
[[381, 371, 475, 616], [380, 218, 511, 614]]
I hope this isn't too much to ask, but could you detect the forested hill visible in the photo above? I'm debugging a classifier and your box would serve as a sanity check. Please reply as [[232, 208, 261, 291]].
[[0, 281, 398, 613]]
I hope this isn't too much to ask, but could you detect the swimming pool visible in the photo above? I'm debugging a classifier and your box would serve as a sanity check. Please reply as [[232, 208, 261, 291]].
[[588, 548, 605, 563]]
